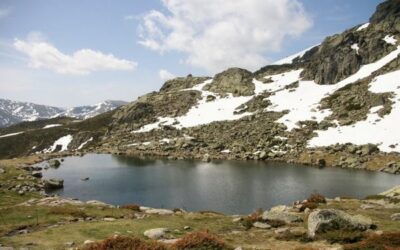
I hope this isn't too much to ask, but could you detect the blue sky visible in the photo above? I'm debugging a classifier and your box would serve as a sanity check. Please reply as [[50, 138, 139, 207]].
[[0, 0, 383, 107]]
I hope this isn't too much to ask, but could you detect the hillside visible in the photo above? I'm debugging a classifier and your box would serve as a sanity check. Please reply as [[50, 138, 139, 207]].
[[0, 99, 127, 127], [1, 0, 400, 174]]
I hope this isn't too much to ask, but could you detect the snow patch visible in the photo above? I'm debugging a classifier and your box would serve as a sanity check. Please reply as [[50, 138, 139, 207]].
[[0, 132, 24, 138], [308, 69, 400, 153], [356, 23, 370, 31], [351, 43, 360, 54], [265, 46, 400, 130], [43, 124, 62, 129], [133, 79, 253, 132], [383, 35, 397, 45], [44, 135, 73, 153], [77, 137, 93, 150]]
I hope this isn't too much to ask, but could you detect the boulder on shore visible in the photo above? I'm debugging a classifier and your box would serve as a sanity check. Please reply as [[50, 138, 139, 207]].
[[48, 159, 61, 168], [43, 178, 64, 190], [307, 209, 374, 238]]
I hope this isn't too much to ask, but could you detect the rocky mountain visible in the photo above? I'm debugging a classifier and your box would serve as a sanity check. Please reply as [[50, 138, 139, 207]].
[[1, 0, 399, 174], [0, 99, 128, 127]]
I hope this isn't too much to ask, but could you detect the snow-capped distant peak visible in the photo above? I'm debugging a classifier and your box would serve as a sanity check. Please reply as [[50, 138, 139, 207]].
[[0, 98, 128, 128]]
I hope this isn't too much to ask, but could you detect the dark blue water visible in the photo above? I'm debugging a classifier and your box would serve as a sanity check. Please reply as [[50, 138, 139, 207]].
[[39, 154, 400, 214]]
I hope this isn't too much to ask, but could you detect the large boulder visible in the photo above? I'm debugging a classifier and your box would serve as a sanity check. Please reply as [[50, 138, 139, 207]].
[[307, 209, 374, 238], [203, 68, 254, 96], [160, 76, 211, 92], [48, 159, 61, 168], [43, 178, 64, 190]]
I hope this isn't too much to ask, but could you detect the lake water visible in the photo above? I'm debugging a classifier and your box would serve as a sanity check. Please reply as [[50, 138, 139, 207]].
[[40, 154, 400, 214]]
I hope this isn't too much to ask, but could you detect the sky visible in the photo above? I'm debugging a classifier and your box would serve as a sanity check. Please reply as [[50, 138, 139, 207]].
[[0, 0, 384, 107]]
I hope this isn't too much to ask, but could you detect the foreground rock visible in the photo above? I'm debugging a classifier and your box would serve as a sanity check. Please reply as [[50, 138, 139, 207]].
[[141, 207, 174, 215], [43, 178, 64, 190], [48, 159, 61, 168], [143, 228, 169, 239], [308, 209, 374, 238], [262, 211, 303, 224], [380, 186, 400, 198]]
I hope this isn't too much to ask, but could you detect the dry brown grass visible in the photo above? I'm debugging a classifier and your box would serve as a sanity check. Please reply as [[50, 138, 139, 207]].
[[174, 231, 231, 250], [81, 235, 168, 250], [343, 232, 400, 250], [121, 204, 141, 212], [307, 193, 326, 204]]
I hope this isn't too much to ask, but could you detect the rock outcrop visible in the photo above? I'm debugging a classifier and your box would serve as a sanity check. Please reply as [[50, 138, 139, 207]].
[[307, 209, 374, 238]]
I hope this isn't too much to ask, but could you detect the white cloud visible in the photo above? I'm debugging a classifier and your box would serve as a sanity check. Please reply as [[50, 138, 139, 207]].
[[138, 0, 312, 73], [13, 38, 137, 75], [0, 7, 10, 19], [159, 69, 176, 81]]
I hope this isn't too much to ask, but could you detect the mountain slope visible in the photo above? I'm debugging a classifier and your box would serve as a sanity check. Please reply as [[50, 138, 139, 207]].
[[0, 99, 128, 127], [1, 0, 399, 174]]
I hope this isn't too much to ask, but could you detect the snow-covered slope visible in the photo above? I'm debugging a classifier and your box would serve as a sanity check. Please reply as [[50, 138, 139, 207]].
[[130, 31, 400, 153], [0, 99, 127, 127]]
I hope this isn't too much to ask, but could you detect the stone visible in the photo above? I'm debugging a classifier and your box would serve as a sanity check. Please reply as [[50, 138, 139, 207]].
[[360, 144, 379, 156], [143, 228, 169, 239], [259, 151, 267, 160], [380, 186, 400, 198], [103, 217, 116, 222], [203, 68, 254, 96], [64, 242, 75, 247], [308, 209, 374, 238], [83, 240, 95, 245], [183, 226, 191, 230], [144, 208, 174, 215], [390, 213, 400, 221], [274, 227, 289, 235], [48, 159, 61, 168], [158, 239, 179, 244], [85, 200, 114, 208], [0, 168, 5, 174], [253, 222, 271, 229], [269, 205, 288, 213], [202, 153, 211, 162], [43, 179, 64, 190], [31, 171, 42, 178], [232, 217, 242, 223], [262, 211, 303, 224]]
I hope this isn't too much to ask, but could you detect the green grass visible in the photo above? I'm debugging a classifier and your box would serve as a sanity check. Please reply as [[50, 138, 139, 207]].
[[0, 213, 236, 250]]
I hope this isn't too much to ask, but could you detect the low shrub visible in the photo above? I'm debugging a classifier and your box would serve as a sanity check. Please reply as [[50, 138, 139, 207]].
[[299, 201, 318, 212], [343, 232, 400, 250], [316, 230, 365, 244], [121, 204, 141, 212], [174, 231, 231, 250], [240, 209, 263, 230], [81, 235, 168, 250], [307, 193, 326, 204]]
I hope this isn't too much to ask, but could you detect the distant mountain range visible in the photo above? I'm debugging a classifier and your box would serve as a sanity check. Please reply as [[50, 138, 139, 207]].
[[0, 99, 128, 127]]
